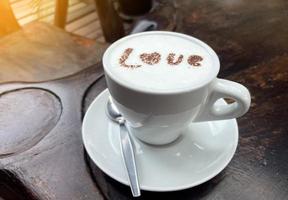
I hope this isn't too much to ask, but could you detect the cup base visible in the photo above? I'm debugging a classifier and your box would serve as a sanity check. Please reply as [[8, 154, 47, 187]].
[[135, 133, 181, 146], [128, 125, 187, 145]]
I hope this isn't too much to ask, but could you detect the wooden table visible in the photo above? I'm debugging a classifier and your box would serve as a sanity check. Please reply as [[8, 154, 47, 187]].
[[0, 0, 288, 199]]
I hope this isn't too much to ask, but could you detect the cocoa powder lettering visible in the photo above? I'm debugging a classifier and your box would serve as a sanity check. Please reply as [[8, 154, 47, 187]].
[[140, 52, 161, 65], [167, 53, 184, 65], [187, 55, 203, 66], [119, 48, 141, 68]]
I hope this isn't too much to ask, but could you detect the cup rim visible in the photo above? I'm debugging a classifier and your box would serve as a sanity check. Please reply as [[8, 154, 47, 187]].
[[103, 31, 220, 95]]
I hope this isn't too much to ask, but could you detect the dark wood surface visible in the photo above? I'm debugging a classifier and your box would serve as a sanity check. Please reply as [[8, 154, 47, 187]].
[[0, 66, 105, 200], [1, 0, 288, 199]]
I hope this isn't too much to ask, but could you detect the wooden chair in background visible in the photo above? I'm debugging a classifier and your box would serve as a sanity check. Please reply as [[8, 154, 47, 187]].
[[0, 0, 83, 37], [54, 0, 127, 42], [0, 0, 152, 41], [54, 0, 69, 28], [0, 0, 108, 83], [0, 0, 70, 37], [54, 0, 153, 42]]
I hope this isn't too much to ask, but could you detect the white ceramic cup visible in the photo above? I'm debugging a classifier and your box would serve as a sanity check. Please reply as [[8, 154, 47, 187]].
[[103, 31, 251, 145]]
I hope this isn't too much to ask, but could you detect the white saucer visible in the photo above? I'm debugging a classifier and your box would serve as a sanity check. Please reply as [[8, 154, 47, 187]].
[[82, 89, 238, 192]]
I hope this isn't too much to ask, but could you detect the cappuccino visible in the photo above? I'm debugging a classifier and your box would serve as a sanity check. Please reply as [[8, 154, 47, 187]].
[[103, 31, 251, 145], [103, 32, 219, 93]]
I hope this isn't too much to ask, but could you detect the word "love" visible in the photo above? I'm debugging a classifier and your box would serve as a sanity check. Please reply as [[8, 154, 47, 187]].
[[119, 48, 203, 68]]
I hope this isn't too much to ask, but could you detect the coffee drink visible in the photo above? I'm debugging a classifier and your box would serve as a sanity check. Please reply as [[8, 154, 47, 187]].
[[103, 32, 250, 145], [103, 32, 219, 92]]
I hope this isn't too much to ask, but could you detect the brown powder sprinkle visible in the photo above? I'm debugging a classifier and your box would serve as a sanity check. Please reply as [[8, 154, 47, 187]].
[[119, 48, 141, 68], [140, 52, 161, 65], [187, 55, 203, 66], [167, 53, 184, 65]]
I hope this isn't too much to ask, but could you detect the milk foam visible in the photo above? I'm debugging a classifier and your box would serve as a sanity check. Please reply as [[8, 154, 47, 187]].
[[103, 32, 219, 92]]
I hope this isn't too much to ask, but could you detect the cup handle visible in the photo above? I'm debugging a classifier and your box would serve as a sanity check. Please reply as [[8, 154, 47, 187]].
[[194, 78, 251, 122]]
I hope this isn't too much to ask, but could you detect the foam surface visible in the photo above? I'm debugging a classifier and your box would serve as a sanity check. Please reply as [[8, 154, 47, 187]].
[[104, 32, 219, 92]]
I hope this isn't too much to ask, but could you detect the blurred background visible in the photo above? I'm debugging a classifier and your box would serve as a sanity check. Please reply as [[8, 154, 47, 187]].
[[7, 0, 106, 42], [0, 0, 176, 82], [0, 0, 159, 43]]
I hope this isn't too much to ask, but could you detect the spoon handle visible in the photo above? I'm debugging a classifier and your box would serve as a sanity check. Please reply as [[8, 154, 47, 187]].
[[119, 122, 141, 197]]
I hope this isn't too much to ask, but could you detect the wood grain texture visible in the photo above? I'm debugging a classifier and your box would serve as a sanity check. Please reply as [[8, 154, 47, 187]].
[[0, 89, 61, 157], [0, 65, 105, 200], [10, 0, 106, 42], [83, 0, 288, 199], [0, 22, 107, 83], [175, 0, 288, 77]]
